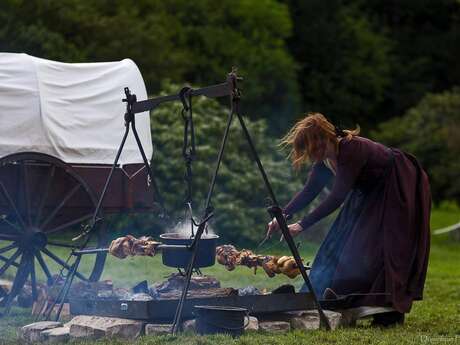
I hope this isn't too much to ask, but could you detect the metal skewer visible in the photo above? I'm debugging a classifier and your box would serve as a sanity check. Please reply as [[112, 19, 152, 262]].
[[72, 244, 191, 256]]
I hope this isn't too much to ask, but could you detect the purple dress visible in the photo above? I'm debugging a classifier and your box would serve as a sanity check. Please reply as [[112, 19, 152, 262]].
[[283, 136, 431, 313]]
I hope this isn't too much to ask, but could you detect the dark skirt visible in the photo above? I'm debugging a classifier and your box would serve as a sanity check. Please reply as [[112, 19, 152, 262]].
[[301, 149, 431, 313]]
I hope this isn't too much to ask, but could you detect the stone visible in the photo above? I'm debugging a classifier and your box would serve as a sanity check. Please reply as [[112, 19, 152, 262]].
[[182, 319, 196, 333], [322, 310, 343, 330], [145, 324, 172, 335], [290, 314, 320, 330], [290, 310, 343, 331], [244, 316, 259, 331], [259, 321, 290, 333], [0, 279, 12, 293], [130, 293, 154, 301], [40, 326, 70, 343], [18, 321, 62, 343], [67, 315, 143, 340]]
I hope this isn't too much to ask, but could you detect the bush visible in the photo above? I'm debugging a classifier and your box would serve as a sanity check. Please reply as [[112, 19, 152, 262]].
[[371, 87, 460, 203]]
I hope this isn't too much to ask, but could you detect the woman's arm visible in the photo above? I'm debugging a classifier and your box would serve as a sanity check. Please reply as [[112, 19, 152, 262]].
[[298, 139, 368, 229], [283, 162, 334, 218]]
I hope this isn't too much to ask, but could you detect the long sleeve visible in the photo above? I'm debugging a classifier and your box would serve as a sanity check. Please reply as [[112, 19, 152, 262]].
[[299, 138, 368, 229], [283, 162, 334, 218]]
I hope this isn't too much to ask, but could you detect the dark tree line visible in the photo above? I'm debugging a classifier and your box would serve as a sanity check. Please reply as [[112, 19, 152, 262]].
[[286, 0, 460, 130], [2, 0, 459, 133], [1, 0, 460, 217]]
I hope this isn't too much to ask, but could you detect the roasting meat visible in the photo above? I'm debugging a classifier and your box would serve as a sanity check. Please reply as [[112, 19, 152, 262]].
[[215, 245, 301, 279], [215, 245, 239, 271], [109, 235, 161, 259]]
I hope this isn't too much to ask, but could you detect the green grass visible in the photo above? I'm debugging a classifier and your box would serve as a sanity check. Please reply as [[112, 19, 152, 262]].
[[0, 205, 459, 344]]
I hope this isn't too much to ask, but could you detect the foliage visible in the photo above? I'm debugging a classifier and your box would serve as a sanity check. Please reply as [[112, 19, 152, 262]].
[[285, 0, 460, 131], [113, 84, 302, 245], [358, 0, 460, 120], [372, 88, 460, 203], [285, 0, 393, 129], [1, 0, 460, 204], [0, 0, 300, 130]]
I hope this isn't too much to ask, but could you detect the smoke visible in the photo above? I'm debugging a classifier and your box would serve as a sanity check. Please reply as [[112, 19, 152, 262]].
[[172, 218, 215, 238]]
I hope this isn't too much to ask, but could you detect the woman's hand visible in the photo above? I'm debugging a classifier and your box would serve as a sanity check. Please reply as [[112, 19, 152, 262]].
[[279, 222, 304, 242], [288, 222, 304, 237], [267, 217, 280, 237]]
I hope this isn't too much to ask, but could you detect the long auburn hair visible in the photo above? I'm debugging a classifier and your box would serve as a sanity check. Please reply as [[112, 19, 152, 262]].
[[280, 112, 360, 170]]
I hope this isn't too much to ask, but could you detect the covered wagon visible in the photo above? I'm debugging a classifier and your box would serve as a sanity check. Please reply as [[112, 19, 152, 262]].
[[0, 53, 156, 306]]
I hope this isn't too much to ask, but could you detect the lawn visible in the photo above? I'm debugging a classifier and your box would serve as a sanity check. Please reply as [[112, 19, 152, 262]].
[[0, 204, 459, 344]]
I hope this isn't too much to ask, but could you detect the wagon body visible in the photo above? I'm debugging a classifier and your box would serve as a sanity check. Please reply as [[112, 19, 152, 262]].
[[0, 52, 155, 214]]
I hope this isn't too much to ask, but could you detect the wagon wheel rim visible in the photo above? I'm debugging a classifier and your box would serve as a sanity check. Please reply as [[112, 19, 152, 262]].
[[0, 152, 107, 311]]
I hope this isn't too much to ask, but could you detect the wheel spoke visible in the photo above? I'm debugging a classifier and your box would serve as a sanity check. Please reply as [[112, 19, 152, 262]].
[[35, 251, 52, 285], [0, 182, 26, 230], [0, 215, 22, 232], [0, 248, 22, 276], [0, 233, 18, 241], [2, 253, 31, 313], [21, 162, 32, 226], [0, 254, 20, 268], [29, 255, 37, 301], [41, 248, 88, 281], [0, 243, 17, 255], [34, 165, 55, 227], [40, 184, 81, 230], [46, 213, 93, 234]]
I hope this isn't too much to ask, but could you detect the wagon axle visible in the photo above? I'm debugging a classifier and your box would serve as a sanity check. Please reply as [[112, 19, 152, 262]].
[[17, 231, 47, 251]]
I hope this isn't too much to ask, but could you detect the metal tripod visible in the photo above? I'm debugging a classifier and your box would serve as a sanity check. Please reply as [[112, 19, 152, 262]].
[[169, 71, 331, 333]]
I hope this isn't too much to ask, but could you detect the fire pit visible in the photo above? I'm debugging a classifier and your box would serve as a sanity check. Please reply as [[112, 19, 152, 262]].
[[69, 289, 315, 322], [68, 274, 315, 322]]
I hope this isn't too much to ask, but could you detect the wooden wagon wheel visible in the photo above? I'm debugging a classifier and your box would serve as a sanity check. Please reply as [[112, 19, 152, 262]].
[[0, 152, 107, 310]]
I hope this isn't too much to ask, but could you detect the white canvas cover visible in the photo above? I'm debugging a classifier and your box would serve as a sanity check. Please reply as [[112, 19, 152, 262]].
[[0, 53, 152, 165]]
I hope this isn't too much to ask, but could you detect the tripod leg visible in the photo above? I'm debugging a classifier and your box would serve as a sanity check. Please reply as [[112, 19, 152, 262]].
[[234, 111, 278, 204], [269, 206, 331, 330], [171, 222, 206, 334], [131, 121, 166, 214], [234, 111, 331, 330], [203, 108, 234, 209], [170, 108, 234, 334], [53, 255, 81, 321], [90, 124, 130, 226], [43, 124, 131, 321]]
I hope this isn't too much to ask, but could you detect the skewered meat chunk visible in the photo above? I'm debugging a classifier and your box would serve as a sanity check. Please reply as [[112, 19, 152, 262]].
[[215, 244, 239, 271], [109, 235, 161, 259], [215, 245, 302, 279], [109, 236, 133, 259]]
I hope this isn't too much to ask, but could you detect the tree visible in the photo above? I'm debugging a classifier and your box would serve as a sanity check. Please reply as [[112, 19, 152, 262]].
[[0, 0, 300, 132], [371, 87, 460, 203], [359, 0, 460, 121], [285, 0, 392, 129]]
